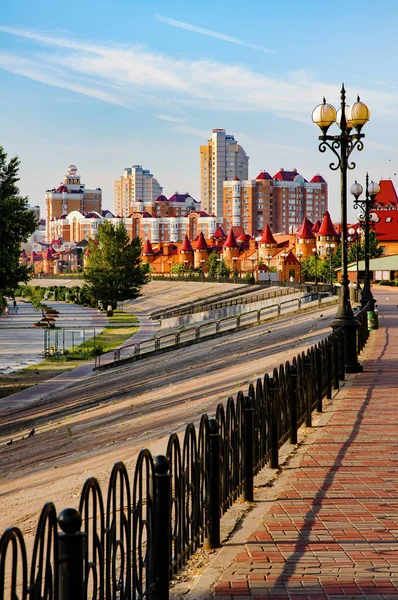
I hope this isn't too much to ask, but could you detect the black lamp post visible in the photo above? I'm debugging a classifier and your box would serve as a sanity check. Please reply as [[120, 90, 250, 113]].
[[324, 243, 335, 286], [312, 247, 320, 286], [312, 84, 370, 373], [297, 250, 303, 285], [348, 226, 363, 298], [350, 174, 381, 310], [266, 254, 272, 284], [281, 252, 288, 285]]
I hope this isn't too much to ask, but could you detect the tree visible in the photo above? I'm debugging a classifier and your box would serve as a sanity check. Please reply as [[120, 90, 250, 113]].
[[207, 252, 231, 278], [170, 263, 185, 276], [83, 221, 148, 308], [0, 147, 37, 309]]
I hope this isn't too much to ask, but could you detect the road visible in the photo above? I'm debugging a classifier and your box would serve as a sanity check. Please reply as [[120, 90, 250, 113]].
[[0, 300, 338, 533]]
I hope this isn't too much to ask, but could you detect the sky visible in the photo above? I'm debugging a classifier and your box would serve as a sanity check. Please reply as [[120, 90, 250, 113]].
[[1, 0, 398, 223]]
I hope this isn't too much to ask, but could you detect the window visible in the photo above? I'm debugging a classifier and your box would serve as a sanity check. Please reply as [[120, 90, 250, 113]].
[[386, 217, 392, 222]]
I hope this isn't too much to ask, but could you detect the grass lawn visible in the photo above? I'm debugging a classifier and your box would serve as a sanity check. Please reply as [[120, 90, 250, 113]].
[[107, 311, 139, 324], [0, 324, 138, 400]]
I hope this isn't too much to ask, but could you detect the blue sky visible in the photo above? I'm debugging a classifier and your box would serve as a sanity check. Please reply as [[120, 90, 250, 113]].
[[1, 0, 398, 222]]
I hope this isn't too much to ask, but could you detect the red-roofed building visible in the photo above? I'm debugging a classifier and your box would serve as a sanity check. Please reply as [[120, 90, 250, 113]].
[[223, 167, 328, 236], [312, 220, 321, 233], [296, 217, 316, 258], [317, 211, 339, 254], [374, 179, 398, 208], [46, 165, 102, 242]]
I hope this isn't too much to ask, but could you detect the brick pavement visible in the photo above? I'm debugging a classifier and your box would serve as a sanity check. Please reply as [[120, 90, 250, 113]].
[[209, 293, 398, 599]]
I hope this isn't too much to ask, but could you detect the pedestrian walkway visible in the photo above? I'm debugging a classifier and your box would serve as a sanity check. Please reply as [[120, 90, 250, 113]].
[[187, 291, 398, 599]]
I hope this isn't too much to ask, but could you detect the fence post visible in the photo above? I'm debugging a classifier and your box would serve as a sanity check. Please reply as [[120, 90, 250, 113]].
[[58, 508, 86, 600], [305, 355, 312, 427], [268, 381, 279, 469], [289, 364, 298, 445], [154, 455, 171, 600], [316, 347, 323, 413], [204, 418, 221, 550], [326, 341, 333, 399], [243, 396, 254, 502]]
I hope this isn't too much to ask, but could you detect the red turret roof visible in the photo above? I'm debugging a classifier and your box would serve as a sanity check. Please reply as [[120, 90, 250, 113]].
[[374, 180, 398, 207], [318, 211, 338, 236], [256, 171, 272, 180], [195, 231, 208, 250], [223, 229, 239, 249], [84, 248, 90, 257], [237, 233, 251, 242], [213, 225, 227, 239], [232, 177, 240, 181], [296, 217, 315, 239], [142, 239, 154, 254], [180, 234, 193, 252], [285, 250, 299, 264], [259, 224, 277, 244], [310, 174, 326, 183], [55, 184, 68, 193], [43, 248, 52, 260], [312, 220, 321, 233]]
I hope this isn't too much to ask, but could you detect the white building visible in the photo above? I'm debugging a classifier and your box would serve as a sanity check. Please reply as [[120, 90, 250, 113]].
[[200, 129, 249, 223], [114, 165, 163, 217]]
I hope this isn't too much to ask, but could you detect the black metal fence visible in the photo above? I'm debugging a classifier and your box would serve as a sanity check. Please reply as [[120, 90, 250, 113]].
[[0, 307, 370, 600]]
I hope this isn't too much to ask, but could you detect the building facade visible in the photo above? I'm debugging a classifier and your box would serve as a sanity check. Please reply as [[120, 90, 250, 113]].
[[200, 129, 249, 223], [114, 165, 163, 217], [45, 165, 102, 242], [223, 168, 328, 236]]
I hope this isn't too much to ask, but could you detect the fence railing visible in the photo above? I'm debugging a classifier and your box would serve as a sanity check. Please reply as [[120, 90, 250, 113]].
[[151, 283, 326, 321], [97, 292, 335, 370], [0, 305, 370, 600]]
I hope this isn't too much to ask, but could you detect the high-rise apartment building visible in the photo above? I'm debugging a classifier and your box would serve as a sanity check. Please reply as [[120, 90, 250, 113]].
[[114, 165, 163, 217], [45, 165, 102, 242], [223, 168, 328, 236], [200, 129, 249, 223]]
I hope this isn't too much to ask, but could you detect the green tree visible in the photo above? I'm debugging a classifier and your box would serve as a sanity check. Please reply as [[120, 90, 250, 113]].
[[302, 252, 341, 283], [207, 252, 219, 277], [83, 221, 147, 308], [170, 263, 185, 276], [0, 147, 37, 309]]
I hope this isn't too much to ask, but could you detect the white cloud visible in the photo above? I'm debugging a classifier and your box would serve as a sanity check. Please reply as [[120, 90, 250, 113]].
[[154, 14, 275, 54], [0, 26, 396, 130]]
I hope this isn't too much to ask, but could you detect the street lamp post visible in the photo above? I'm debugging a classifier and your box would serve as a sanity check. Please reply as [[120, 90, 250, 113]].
[[348, 226, 363, 296], [184, 259, 189, 281], [297, 250, 303, 286], [324, 243, 336, 287], [280, 252, 288, 285], [312, 85, 370, 373], [168, 260, 172, 280], [200, 259, 205, 282], [266, 254, 272, 285], [312, 247, 320, 286], [350, 174, 381, 310], [232, 256, 238, 283]]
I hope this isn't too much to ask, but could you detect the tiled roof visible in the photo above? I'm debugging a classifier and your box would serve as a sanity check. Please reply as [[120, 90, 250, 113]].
[[296, 217, 315, 239], [259, 224, 277, 245], [180, 234, 193, 252], [374, 180, 398, 207], [231, 225, 245, 238], [285, 250, 299, 264], [213, 225, 227, 239], [169, 192, 196, 203], [312, 220, 321, 233], [232, 177, 240, 181], [195, 232, 209, 250], [237, 233, 251, 242], [372, 210, 398, 241], [318, 211, 338, 236], [43, 248, 52, 260], [310, 174, 326, 183], [223, 229, 239, 249], [273, 169, 307, 182], [256, 171, 272, 180], [55, 184, 68, 193], [142, 239, 154, 254], [155, 195, 168, 202]]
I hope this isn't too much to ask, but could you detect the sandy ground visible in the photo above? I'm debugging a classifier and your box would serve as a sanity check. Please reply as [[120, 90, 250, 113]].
[[0, 294, 336, 536]]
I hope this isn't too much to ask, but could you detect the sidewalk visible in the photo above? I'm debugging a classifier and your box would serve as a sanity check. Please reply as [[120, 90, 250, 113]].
[[188, 291, 398, 599], [0, 310, 159, 416]]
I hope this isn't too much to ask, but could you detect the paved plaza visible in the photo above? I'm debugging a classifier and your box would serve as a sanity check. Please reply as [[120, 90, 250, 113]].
[[185, 290, 398, 600]]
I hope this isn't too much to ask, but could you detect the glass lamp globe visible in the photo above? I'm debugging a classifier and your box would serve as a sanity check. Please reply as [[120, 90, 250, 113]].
[[350, 181, 364, 198], [350, 96, 370, 130], [336, 105, 354, 130], [368, 181, 381, 197], [348, 227, 355, 236], [312, 99, 337, 133]]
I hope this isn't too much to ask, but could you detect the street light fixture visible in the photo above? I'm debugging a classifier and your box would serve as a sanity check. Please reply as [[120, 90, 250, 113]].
[[312, 247, 320, 286], [350, 174, 381, 309], [324, 243, 336, 287], [266, 254, 272, 285], [348, 226, 363, 295], [297, 250, 303, 285], [200, 258, 206, 282], [312, 85, 370, 373], [232, 256, 238, 283], [280, 252, 288, 285]]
